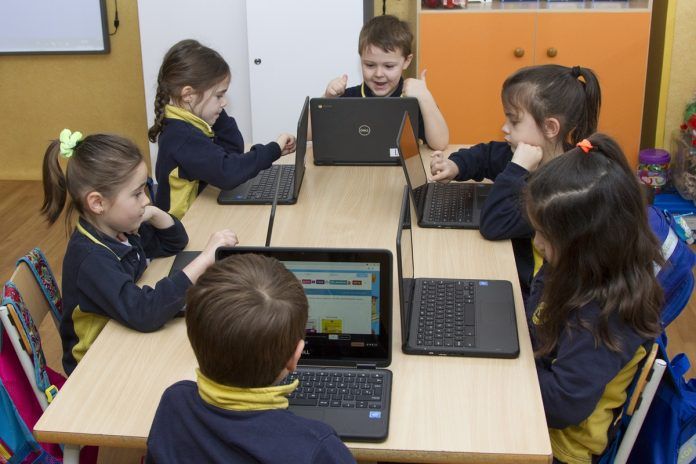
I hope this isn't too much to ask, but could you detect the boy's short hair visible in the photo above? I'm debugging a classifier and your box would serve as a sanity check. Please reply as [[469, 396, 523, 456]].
[[358, 14, 412, 57], [185, 254, 308, 388]]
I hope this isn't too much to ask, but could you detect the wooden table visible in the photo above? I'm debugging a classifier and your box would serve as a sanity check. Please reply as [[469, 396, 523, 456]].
[[34, 146, 552, 463]]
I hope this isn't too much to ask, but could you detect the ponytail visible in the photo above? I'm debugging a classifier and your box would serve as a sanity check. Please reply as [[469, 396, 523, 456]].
[[41, 140, 68, 225], [570, 67, 601, 145], [148, 79, 169, 143]]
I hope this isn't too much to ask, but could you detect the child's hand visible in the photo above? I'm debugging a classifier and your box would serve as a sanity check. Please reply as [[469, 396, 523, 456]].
[[276, 133, 297, 156], [183, 229, 239, 284], [402, 70, 431, 101], [511, 142, 543, 172], [142, 205, 175, 229], [324, 74, 348, 97], [430, 151, 459, 183]]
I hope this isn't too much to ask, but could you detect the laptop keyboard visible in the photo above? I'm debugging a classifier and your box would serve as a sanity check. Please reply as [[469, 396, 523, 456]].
[[416, 280, 476, 348], [246, 165, 294, 200], [427, 183, 474, 223], [282, 369, 385, 410]]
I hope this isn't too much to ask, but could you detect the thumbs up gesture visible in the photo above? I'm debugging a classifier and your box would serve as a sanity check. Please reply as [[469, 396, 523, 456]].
[[324, 74, 348, 97], [403, 69, 430, 101]]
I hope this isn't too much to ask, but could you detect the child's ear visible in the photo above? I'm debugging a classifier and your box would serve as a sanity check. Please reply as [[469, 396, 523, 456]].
[[181, 85, 195, 104], [285, 339, 305, 373], [543, 117, 561, 140], [85, 191, 106, 215], [403, 53, 413, 71]]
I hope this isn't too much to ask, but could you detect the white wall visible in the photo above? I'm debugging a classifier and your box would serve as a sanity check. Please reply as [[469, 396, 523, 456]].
[[138, 0, 252, 171]]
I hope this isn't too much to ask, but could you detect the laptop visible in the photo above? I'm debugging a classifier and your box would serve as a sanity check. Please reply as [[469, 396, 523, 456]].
[[216, 246, 393, 442], [396, 186, 519, 358], [169, 168, 285, 277], [311, 97, 419, 166], [217, 96, 309, 205], [397, 111, 492, 229]]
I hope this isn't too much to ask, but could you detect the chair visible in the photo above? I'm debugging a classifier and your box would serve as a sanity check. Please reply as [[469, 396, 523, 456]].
[[600, 342, 667, 464], [0, 248, 65, 410]]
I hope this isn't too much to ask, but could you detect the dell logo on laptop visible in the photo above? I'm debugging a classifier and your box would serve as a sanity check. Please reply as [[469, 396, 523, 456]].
[[358, 125, 371, 136]]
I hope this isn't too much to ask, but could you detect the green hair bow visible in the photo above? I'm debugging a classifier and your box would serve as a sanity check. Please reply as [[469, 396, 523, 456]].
[[59, 128, 83, 159]]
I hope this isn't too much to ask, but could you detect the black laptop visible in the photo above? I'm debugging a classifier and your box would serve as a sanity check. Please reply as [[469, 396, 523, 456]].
[[217, 96, 309, 205], [397, 111, 492, 229], [396, 186, 519, 358], [215, 247, 393, 442], [311, 97, 419, 166]]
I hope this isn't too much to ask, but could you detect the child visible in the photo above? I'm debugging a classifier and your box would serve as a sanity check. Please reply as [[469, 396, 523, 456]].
[[324, 14, 449, 150], [523, 134, 664, 463], [430, 64, 601, 295], [148, 39, 297, 219], [146, 254, 356, 464], [41, 129, 238, 375]]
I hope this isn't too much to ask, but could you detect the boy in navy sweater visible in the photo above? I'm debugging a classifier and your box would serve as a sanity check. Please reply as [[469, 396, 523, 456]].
[[146, 254, 355, 464]]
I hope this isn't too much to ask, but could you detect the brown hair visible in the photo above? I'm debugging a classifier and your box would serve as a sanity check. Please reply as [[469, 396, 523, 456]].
[[148, 39, 230, 143], [525, 133, 663, 355], [186, 254, 308, 388], [358, 15, 412, 57], [41, 134, 144, 229], [502, 64, 601, 150]]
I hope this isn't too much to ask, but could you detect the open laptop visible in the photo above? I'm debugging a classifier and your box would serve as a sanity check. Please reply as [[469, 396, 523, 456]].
[[169, 168, 284, 277], [216, 246, 393, 442], [396, 186, 519, 358], [311, 97, 419, 166], [397, 111, 492, 229], [217, 96, 309, 205]]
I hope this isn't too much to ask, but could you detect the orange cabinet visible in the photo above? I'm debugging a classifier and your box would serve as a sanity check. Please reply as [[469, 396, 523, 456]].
[[419, 4, 652, 167]]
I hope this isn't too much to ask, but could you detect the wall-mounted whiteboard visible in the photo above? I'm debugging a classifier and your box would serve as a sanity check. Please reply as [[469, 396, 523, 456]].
[[0, 0, 110, 54]]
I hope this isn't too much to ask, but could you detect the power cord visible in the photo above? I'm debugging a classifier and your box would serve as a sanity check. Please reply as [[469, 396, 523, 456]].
[[109, 0, 119, 36]]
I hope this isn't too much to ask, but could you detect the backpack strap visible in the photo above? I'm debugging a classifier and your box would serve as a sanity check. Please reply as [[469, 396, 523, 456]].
[[16, 248, 63, 323], [1, 282, 58, 404]]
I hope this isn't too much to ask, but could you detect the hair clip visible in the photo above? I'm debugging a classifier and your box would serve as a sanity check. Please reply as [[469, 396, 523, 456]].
[[59, 128, 83, 159], [576, 139, 593, 153]]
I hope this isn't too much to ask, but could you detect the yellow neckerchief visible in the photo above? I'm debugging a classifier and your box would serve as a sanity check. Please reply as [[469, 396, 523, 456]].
[[76, 221, 120, 260], [197, 369, 299, 411], [165, 104, 214, 138], [360, 80, 405, 98]]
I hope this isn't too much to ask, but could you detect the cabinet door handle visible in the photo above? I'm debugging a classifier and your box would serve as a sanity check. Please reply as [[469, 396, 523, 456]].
[[547, 47, 558, 58], [513, 48, 525, 58]]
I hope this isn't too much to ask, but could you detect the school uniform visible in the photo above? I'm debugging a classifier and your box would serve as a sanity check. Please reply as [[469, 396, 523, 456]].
[[343, 78, 427, 144], [60, 217, 190, 375], [447, 142, 538, 296], [155, 106, 282, 218], [526, 265, 649, 464], [146, 371, 356, 464]]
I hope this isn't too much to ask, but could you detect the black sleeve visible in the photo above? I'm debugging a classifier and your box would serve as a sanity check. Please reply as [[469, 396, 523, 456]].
[[138, 215, 189, 259], [479, 162, 534, 240], [448, 142, 513, 182], [212, 109, 245, 153]]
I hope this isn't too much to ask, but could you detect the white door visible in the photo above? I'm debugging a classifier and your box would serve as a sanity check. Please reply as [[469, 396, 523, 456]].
[[246, 0, 364, 144]]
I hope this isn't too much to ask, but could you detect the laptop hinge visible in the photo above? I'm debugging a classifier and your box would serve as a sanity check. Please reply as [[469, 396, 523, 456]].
[[356, 363, 377, 370]]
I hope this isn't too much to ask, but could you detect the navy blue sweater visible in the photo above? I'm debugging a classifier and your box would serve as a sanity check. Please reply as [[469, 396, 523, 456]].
[[525, 265, 648, 428], [60, 218, 190, 375], [448, 142, 535, 292], [154, 109, 281, 213], [146, 381, 356, 464]]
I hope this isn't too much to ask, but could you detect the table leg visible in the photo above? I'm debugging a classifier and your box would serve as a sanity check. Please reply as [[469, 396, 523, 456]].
[[62, 444, 80, 464]]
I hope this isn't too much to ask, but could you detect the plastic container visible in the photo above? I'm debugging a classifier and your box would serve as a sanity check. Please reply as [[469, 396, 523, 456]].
[[671, 132, 696, 201], [637, 148, 671, 194]]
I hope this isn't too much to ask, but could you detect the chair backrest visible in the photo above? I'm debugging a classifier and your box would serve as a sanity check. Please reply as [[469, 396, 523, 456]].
[[600, 342, 668, 464], [12, 248, 63, 328]]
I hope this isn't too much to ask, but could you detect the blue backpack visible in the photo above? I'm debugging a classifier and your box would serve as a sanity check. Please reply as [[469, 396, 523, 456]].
[[648, 206, 696, 327]]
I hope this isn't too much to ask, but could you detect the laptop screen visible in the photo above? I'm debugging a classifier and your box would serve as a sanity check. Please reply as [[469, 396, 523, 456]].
[[397, 111, 428, 192], [293, 96, 309, 197], [215, 247, 392, 367]]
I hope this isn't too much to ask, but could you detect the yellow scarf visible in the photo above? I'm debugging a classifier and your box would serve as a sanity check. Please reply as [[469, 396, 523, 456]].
[[165, 105, 214, 138], [197, 369, 299, 411]]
